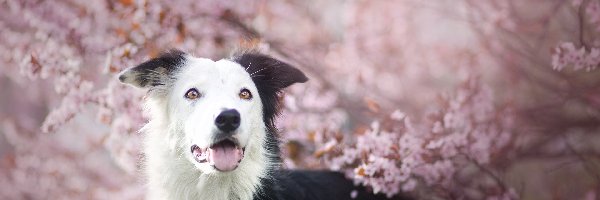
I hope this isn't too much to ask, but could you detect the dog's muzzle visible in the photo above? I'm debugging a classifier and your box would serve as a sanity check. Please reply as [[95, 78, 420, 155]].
[[189, 109, 246, 172]]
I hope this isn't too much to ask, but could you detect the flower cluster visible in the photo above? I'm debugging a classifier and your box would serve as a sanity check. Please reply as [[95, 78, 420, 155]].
[[551, 0, 600, 72], [306, 78, 516, 199], [552, 42, 600, 71]]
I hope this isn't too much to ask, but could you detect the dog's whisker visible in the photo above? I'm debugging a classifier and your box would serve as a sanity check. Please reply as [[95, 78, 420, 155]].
[[245, 61, 251, 71], [250, 67, 267, 76]]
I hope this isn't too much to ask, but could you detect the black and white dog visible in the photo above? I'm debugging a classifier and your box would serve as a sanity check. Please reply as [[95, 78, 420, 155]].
[[118, 49, 395, 200]]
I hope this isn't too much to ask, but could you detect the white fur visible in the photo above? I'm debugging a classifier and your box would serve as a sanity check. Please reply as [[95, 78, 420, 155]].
[[139, 56, 272, 200]]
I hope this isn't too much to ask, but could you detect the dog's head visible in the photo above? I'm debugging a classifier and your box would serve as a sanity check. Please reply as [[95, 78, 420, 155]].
[[119, 49, 307, 173]]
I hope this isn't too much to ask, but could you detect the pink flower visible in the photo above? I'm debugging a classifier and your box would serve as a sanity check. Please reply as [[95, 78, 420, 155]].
[[552, 43, 600, 72]]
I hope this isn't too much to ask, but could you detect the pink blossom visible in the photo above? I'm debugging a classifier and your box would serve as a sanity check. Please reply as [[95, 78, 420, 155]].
[[552, 42, 600, 71]]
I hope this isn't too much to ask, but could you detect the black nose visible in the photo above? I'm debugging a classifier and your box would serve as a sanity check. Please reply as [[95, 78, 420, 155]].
[[215, 109, 240, 132]]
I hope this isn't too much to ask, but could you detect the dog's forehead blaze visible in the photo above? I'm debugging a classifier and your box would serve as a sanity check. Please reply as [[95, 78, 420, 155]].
[[173, 57, 257, 98]]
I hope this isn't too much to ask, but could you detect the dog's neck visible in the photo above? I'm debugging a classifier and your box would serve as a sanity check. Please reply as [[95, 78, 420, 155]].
[[142, 100, 275, 200]]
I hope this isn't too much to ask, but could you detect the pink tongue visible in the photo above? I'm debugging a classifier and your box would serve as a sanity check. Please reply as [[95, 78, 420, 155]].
[[208, 145, 242, 171]]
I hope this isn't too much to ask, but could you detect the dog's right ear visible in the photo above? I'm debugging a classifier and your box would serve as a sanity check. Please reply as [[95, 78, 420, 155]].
[[118, 49, 187, 89]]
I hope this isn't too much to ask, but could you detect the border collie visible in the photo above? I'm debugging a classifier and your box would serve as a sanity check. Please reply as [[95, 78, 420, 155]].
[[118, 49, 395, 200]]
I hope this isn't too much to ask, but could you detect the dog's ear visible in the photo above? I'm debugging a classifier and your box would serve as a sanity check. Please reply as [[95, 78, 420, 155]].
[[233, 51, 308, 127], [233, 51, 308, 90], [118, 49, 186, 89]]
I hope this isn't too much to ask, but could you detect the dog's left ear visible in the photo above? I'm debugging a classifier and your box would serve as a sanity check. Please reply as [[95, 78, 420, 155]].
[[234, 52, 308, 89], [118, 49, 187, 89], [233, 51, 308, 125]]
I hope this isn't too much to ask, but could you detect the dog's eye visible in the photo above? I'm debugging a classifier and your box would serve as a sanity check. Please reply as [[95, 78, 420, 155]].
[[239, 89, 252, 100], [185, 88, 201, 100]]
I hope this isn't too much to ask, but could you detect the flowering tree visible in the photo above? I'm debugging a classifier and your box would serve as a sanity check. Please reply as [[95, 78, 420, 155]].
[[1, 0, 599, 199]]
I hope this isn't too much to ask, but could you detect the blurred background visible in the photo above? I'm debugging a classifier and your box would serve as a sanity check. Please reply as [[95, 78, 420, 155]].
[[1, 0, 600, 199]]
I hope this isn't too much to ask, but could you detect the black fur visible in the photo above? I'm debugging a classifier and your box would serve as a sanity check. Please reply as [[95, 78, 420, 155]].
[[233, 51, 408, 200], [256, 170, 401, 200], [119, 49, 186, 88]]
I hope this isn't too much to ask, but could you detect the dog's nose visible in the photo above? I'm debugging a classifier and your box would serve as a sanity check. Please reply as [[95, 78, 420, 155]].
[[215, 109, 240, 132]]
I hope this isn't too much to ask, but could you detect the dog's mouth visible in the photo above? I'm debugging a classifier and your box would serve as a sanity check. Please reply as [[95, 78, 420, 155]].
[[190, 139, 245, 172]]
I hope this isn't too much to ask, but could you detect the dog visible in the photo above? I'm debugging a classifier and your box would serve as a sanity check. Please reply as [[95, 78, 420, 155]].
[[118, 49, 396, 200]]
